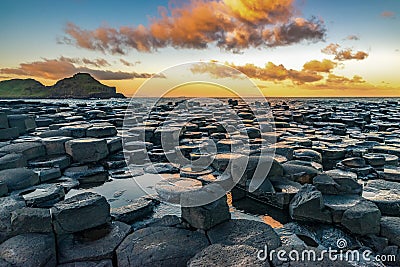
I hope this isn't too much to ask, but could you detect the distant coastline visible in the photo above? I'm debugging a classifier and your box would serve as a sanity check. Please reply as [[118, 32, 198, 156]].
[[0, 73, 125, 99]]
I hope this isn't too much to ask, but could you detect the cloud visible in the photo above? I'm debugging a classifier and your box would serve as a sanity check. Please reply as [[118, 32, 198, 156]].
[[381, 11, 395, 18], [119, 59, 141, 67], [58, 56, 110, 67], [0, 58, 159, 80], [321, 43, 368, 61], [190, 59, 374, 88], [191, 61, 325, 84], [82, 58, 110, 67], [344, 35, 359, 41], [62, 0, 326, 54], [326, 74, 365, 84], [303, 59, 336, 72], [190, 62, 244, 79]]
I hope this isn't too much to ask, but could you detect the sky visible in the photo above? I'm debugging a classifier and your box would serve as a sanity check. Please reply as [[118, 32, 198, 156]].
[[0, 0, 399, 97]]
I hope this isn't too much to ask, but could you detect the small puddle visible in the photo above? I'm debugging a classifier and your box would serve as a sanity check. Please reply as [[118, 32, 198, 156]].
[[65, 173, 288, 228]]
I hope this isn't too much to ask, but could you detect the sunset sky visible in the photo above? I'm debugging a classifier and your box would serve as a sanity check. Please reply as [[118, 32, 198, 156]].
[[1, 0, 399, 97]]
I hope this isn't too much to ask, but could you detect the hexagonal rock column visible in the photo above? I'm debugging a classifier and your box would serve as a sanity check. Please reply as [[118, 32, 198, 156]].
[[7, 114, 37, 134], [380, 216, 400, 246], [51, 192, 110, 235], [0, 167, 39, 191], [116, 226, 209, 267], [41, 136, 73, 155], [341, 200, 381, 235], [0, 142, 45, 161], [207, 219, 281, 250], [289, 184, 332, 223], [0, 233, 56, 266], [65, 138, 109, 163], [86, 124, 117, 138], [188, 244, 270, 267], [181, 194, 231, 230]]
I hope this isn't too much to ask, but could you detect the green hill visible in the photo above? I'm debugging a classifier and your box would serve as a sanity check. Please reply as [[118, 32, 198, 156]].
[[0, 79, 49, 97], [0, 73, 125, 99]]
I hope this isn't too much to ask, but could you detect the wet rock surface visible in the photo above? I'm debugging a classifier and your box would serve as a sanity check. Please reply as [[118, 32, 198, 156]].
[[0, 98, 399, 266]]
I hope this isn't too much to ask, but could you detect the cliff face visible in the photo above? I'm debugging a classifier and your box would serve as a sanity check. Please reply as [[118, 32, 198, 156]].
[[0, 73, 125, 99]]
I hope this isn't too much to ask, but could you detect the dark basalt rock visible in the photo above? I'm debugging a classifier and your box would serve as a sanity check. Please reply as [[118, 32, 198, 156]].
[[116, 226, 209, 267]]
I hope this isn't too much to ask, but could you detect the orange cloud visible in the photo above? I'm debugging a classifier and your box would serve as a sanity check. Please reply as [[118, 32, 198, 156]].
[[326, 74, 365, 84], [321, 43, 368, 61], [62, 0, 326, 54], [0, 58, 158, 80], [344, 35, 359, 41], [381, 11, 395, 18], [191, 61, 325, 84], [303, 59, 336, 72]]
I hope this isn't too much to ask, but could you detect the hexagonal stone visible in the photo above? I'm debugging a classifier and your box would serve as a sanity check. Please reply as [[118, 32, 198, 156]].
[[86, 124, 117, 138], [52, 192, 110, 235], [0, 113, 8, 129], [7, 115, 36, 134], [294, 149, 322, 163], [363, 179, 400, 216], [116, 226, 209, 267], [323, 194, 362, 223], [58, 221, 131, 264], [155, 177, 202, 204], [0, 127, 19, 141], [383, 166, 400, 182], [188, 244, 270, 267], [282, 162, 320, 184], [111, 197, 158, 224], [380, 217, 400, 246], [289, 185, 332, 223], [22, 184, 65, 208], [341, 201, 381, 235], [0, 233, 56, 267], [106, 137, 122, 154], [0, 142, 45, 160], [28, 155, 71, 170], [0, 196, 26, 243], [11, 207, 52, 234], [181, 195, 230, 230], [65, 138, 109, 163], [41, 136, 73, 155], [60, 124, 91, 138], [0, 153, 27, 170], [0, 167, 39, 191], [207, 219, 281, 250]]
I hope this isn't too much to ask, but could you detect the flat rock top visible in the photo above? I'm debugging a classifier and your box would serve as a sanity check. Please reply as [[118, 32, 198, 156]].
[[188, 244, 270, 267], [0, 233, 56, 266], [207, 219, 281, 250], [53, 192, 106, 210], [0, 167, 38, 190], [0, 142, 42, 153], [116, 226, 209, 267], [66, 138, 105, 144], [322, 194, 362, 210]]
